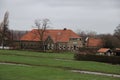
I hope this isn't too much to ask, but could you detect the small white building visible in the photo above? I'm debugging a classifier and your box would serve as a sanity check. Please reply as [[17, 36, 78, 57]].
[[97, 48, 112, 56]]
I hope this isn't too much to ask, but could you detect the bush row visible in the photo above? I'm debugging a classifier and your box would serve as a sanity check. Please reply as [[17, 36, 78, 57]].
[[78, 47, 99, 54], [74, 53, 120, 64]]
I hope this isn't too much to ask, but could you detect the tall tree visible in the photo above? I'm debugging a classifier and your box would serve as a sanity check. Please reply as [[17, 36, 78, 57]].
[[0, 22, 3, 44], [114, 24, 120, 41], [100, 34, 120, 49], [0, 11, 11, 49], [33, 18, 50, 50]]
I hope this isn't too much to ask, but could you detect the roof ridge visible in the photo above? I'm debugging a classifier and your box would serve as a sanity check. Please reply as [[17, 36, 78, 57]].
[[31, 29, 71, 31]]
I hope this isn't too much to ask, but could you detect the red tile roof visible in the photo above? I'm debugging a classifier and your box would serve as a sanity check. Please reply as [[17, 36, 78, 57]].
[[20, 29, 80, 43], [87, 38, 103, 47], [97, 48, 110, 53]]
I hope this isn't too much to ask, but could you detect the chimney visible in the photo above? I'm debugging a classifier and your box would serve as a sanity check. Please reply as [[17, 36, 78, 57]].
[[63, 28, 67, 30]]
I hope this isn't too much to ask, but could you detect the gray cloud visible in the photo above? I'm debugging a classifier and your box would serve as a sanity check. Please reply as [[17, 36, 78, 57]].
[[0, 0, 5, 19], [0, 0, 120, 34], [42, 0, 120, 8]]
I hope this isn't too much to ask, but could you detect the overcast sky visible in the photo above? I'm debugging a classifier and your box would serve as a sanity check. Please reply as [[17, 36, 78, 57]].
[[0, 0, 120, 34]]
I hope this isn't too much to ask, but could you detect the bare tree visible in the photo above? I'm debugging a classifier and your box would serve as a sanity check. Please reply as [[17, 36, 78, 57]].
[[99, 34, 120, 49], [86, 30, 97, 37], [0, 22, 3, 44], [114, 24, 120, 41], [77, 29, 97, 38], [0, 11, 10, 49], [33, 18, 50, 50], [77, 29, 86, 37]]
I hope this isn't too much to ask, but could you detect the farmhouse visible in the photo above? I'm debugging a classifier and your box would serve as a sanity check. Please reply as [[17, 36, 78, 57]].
[[18, 28, 83, 50]]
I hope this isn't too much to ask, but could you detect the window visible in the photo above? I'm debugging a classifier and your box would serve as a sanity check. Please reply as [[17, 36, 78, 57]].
[[73, 42, 77, 44], [70, 38, 80, 41], [79, 38, 82, 41]]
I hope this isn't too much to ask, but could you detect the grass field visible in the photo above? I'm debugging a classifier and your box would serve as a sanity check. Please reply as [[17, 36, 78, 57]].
[[1, 65, 119, 80], [0, 50, 120, 80], [0, 50, 74, 59]]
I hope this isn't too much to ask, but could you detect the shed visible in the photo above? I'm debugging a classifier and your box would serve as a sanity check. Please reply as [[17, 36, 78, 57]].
[[97, 48, 112, 56], [114, 48, 120, 56]]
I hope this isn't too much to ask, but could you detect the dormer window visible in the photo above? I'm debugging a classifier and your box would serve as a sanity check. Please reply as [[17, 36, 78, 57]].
[[70, 38, 81, 41]]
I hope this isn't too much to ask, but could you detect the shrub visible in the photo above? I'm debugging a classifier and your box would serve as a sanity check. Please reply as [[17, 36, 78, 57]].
[[74, 53, 120, 64], [78, 47, 99, 54]]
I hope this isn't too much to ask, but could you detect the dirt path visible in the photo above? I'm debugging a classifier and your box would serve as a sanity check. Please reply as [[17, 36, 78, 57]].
[[71, 70, 120, 78], [0, 62, 31, 67], [0, 62, 120, 78]]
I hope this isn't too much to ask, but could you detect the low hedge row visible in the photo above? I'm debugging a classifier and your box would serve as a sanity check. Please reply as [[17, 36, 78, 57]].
[[78, 47, 99, 54], [74, 54, 120, 64]]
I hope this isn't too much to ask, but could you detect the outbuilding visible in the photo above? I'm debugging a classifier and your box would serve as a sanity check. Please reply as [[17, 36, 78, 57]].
[[97, 48, 112, 56], [114, 48, 120, 56]]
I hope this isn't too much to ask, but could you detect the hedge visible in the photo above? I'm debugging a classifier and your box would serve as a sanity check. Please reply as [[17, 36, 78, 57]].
[[74, 54, 120, 64]]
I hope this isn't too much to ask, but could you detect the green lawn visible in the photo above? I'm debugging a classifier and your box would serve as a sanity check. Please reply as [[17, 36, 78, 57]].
[[0, 54, 120, 74], [0, 64, 119, 80], [0, 50, 74, 59], [0, 50, 120, 80]]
